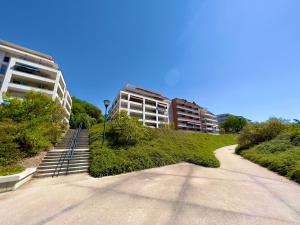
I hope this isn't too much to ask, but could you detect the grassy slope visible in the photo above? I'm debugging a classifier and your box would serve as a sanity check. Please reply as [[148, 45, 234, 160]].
[[240, 133, 300, 184], [89, 124, 236, 177]]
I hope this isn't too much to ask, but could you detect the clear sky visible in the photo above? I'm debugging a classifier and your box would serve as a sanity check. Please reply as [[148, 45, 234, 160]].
[[1, 0, 299, 122]]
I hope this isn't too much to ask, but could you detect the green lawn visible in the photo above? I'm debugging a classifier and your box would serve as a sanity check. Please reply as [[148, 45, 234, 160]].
[[0, 165, 24, 176], [240, 133, 300, 184], [89, 124, 236, 177]]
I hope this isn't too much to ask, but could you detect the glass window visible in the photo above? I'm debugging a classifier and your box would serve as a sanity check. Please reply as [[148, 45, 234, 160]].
[[3, 56, 10, 63], [0, 65, 7, 74]]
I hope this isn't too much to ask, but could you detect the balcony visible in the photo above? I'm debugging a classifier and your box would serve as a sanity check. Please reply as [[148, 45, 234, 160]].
[[129, 103, 143, 111], [7, 82, 53, 97], [12, 56, 57, 71], [129, 95, 143, 104], [12, 71, 55, 85], [205, 117, 218, 123], [176, 105, 198, 114], [145, 99, 156, 107], [128, 108, 143, 115], [13, 62, 57, 80], [145, 121, 157, 128], [129, 111, 143, 120], [178, 117, 200, 124], [121, 99, 142, 106], [205, 121, 218, 126], [177, 111, 200, 119]]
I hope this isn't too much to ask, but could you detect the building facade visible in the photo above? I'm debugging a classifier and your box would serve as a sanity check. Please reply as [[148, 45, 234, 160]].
[[109, 84, 170, 128], [171, 98, 219, 133], [0, 40, 72, 119]]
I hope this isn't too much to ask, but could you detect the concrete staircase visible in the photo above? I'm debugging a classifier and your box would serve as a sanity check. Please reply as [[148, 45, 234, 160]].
[[34, 129, 90, 178]]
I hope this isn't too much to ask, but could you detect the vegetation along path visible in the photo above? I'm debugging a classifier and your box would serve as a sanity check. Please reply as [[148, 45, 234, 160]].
[[0, 145, 299, 225]]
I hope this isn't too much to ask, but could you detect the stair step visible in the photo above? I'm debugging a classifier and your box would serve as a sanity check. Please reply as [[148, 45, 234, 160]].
[[39, 160, 90, 166], [44, 153, 90, 157], [42, 157, 90, 163], [54, 146, 89, 149], [43, 154, 90, 159], [34, 169, 88, 178], [38, 162, 89, 170], [45, 151, 90, 154], [36, 129, 90, 178], [36, 165, 89, 173], [46, 151, 90, 155], [42, 157, 90, 162], [42, 156, 90, 161]]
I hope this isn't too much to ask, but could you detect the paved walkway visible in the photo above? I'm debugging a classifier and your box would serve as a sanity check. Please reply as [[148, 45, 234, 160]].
[[0, 145, 300, 225]]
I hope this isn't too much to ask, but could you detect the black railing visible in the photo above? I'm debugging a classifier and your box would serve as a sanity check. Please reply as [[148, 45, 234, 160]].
[[52, 122, 83, 177]]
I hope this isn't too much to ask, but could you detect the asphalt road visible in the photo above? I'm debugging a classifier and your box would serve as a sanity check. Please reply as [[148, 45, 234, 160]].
[[0, 145, 299, 225]]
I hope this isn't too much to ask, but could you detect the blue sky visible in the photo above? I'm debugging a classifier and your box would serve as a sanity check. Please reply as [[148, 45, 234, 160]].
[[1, 0, 299, 122]]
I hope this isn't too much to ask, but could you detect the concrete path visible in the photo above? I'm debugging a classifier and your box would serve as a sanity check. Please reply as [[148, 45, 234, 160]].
[[0, 145, 300, 225]]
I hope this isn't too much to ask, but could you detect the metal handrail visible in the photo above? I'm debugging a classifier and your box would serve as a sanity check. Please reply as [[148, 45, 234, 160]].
[[52, 122, 83, 177]]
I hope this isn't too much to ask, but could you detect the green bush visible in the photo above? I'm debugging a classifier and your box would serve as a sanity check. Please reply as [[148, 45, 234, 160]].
[[0, 120, 22, 166], [237, 119, 287, 152], [239, 130, 300, 184], [290, 163, 300, 184], [292, 136, 300, 146], [89, 122, 237, 177], [70, 97, 104, 129], [108, 111, 151, 147], [89, 146, 135, 177], [0, 92, 67, 173]]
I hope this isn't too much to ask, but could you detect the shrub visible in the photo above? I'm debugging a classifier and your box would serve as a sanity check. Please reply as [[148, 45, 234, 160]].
[[70, 97, 104, 129], [89, 147, 135, 177], [108, 111, 151, 147], [292, 136, 300, 146], [237, 119, 287, 152], [89, 121, 237, 177], [0, 92, 67, 170], [0, 120, 22, 166], [239, 130, 300, 184], [290, 163, 300, 184]]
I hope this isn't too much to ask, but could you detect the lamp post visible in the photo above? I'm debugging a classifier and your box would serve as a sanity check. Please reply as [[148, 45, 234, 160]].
[[102, 99, 110, 146]]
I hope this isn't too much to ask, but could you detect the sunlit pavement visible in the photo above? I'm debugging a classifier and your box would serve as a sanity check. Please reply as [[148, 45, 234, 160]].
[[0, 145, 299, 225]]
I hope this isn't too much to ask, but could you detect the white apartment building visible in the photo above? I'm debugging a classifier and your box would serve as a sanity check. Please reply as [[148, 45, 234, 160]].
[[109, 84, 171, 128], [202, 110, 219, 134], [0, 40, 72, 119]]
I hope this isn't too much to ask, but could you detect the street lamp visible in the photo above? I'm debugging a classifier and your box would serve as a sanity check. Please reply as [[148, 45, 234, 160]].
[[102, 99, 110, 146]]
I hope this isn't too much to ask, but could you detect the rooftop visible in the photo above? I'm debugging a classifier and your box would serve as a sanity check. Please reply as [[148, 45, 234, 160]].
[[0, 39, 53, 61], [123, 84, 170, 101]]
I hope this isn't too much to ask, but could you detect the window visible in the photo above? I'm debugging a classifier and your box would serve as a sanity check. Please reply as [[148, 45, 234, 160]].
[[0, 65, 7, 74], [3, 56, 10, 63]]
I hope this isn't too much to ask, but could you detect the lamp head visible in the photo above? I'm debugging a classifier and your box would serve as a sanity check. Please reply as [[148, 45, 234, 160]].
[[104, 99, 110, 108]]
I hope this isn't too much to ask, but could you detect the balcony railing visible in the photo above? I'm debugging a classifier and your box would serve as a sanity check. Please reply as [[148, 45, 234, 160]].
[[8, 82, 53, 95]]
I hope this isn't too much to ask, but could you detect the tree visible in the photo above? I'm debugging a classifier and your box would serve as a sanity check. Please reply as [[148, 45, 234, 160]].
[[108, 111, 150, 147], [0, 91, 67, 159], [294, 119, 300, 125], [221, 116, 247, 133], [69, 97, 104, 129]]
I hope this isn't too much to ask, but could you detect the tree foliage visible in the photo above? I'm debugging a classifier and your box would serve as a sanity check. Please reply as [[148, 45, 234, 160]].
[[108, 111, 151, 147], [221, 115, 247, 133], [294, 119, 300, 125], [70, 97, 104, 129], [239, 125, 300, 184], [236, 119, 287, 153], [0, 92, 67, 166]]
